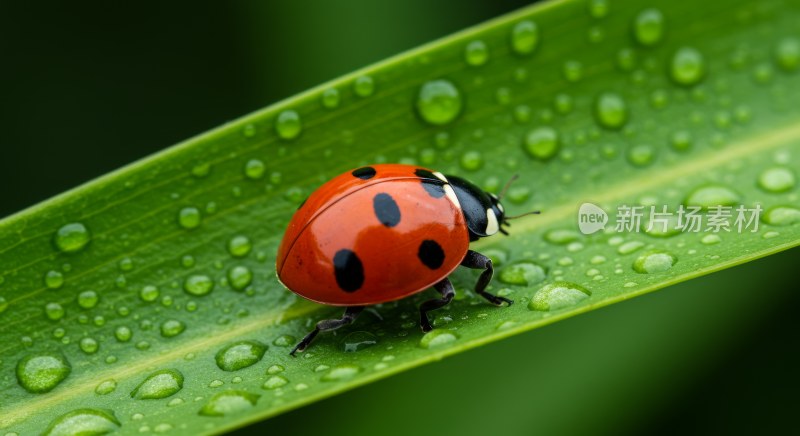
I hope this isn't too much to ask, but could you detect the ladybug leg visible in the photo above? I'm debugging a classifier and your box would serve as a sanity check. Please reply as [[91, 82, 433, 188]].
[[460, 250, 513, 306], [419, 278, 455, 332], [290, 306, 364, 356]]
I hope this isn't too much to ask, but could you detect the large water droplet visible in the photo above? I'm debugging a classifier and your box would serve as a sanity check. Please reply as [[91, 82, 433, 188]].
[[54, 223, 91, 253], [594, 92, 628, 129], [670, 47, 705, 86], [215, 340, 267, 371], [464, 40, 489, 66], [16, 353, 71, 393], [528, 282, 591, 311], [199, 390, 260, 417], [498, 261, 547, 286], [419, 329, 459, 349], [684, 184, 741, 208], [416, 80, 463, 126], [633, 251, 677, 273], [160, 319, 186, 338], [184, 274, 214, 296], [131, 369, 184, 399], [762, 206, 800, 226], [510, 20, 539, 55], [633, 8, 664, 46], [523, 127, 559, 160], [342, 331, 378, 352], [275, 110, 302, 140], [43, 409, 120, 436], [758, 167, 796, 193]]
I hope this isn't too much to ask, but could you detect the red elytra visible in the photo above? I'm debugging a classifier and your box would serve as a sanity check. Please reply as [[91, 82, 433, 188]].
[[276, 164, 470, 306]]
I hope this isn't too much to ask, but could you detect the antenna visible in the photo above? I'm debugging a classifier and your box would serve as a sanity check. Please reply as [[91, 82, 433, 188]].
[[497, 174, 519, 201]]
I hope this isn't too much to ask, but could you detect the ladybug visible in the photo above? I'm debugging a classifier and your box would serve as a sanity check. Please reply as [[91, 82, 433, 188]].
[[276, 164, 537, 355]]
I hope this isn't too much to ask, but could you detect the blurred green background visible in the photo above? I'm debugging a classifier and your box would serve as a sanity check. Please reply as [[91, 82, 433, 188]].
[[1, 1, 797, 434]]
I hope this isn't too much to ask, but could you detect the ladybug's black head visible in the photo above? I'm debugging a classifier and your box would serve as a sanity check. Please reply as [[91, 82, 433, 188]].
[[445, 175, 508, 241]]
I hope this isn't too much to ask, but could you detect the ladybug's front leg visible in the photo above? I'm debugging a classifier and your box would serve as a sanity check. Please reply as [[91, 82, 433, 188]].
[[419, 278, 455, 332], [460, 250, 513, 306], [290, 306, 364, 356]]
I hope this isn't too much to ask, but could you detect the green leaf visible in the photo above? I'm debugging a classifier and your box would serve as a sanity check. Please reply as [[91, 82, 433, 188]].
[[1, 0, 799, 434]]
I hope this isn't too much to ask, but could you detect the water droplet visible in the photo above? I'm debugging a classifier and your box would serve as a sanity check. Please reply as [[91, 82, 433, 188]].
[[758, 167, 795, 193], [416, 80, 463, 126], [154, 423, 173, 433], [209, 379, 224, 388], [506, 187, 531, 205], [192, 162, 211, 177], [464, 40, 489, 66], [617, 48, 636, 71], [588, 0, 609, 18], [271, 335, 296, 347], [753, 63, 774, 84], [45, 302, 65, 321], [594, 92, 628, 129], [459, 151, 483, 171], [42, 409, 120, 436], [498, 261, 546, 286], [776, 37, 800, 71], [131, 369, 184, 399], [16, 353, 71, 393], [178, 207, 201, 229], [139, 285, 159, 302], [227, 266, 253, 292], [353, 75, 375, 97], [227, 236, 252, 258], [200, 390, 260, 417], [528, 282, 591, 311], [553, 93, 573, 115], [80, 337, 99, 354], [321, 88, 340, 109], [510, 20, 539, 55], [54, 223, 91, 253], [244, 159, 265, 180], [215, 340, 267, 371], [762, 206, 800, 226], [160, 319, 186, 338], [45, 270, 64, 289], [671, 130, 692, 151], [670, 47, 705, 86], [95, 379, 117, 395], [267, 365, 285, 375], [115, 326, 132, 342], [543, 229, 580, 245], [342, 331, 378, 352], [617, 240, 645, 255], [76, 290, 99, 309], [684, 184, 741, 208], [262, 376, 289, 390], [701, 234, 722, 245], [184, 274, 214, 296], [419, 329, 459, 349], [523, 127, 559, 160], [275, 110, 302, 140], [633, 251, 677, 273], [627, 145, 656, 167], [634, 8, 664, 46]]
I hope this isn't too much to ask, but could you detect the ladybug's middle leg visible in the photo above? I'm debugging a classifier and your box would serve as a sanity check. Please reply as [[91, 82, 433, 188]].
[[460, 250, 513, 306], [290, 306, 364, 356], [419, 278, 455, 332]]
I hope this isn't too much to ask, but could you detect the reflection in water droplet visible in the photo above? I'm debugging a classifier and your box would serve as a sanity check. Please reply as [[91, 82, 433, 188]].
[[464, 40, 489, 66], [178, 207, 201, 229], [228, 266, 253, 291], [342, 331, 378, 352], [776, 37, 800, 71], [528, 282, 591, 311], [353, 75, 375, 97], [184, 274, 214, 296], [321, 88, 340, 109], [160, 319, 186, 338], [95, 379, 117, 395]]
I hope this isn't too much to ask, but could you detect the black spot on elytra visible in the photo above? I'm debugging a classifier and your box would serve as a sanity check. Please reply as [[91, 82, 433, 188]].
[[352, 166, 377, 180], [333, 249, 364, 292], [373, 193, 401, 227], [418, 240, 445, 269], [414, 168, 445, 198]]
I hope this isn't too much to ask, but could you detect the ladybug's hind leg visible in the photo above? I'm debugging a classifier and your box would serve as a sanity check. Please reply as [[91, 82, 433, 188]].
[[419, 278, 455, 332], [460, 250, 513, 306], [290, 306, 364, 356]]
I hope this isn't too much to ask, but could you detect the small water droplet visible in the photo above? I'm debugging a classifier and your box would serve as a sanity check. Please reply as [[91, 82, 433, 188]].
[[419, 330, 459, 349], [553, 93, 573, 115], [320, 364, 362, 381], [275, 110, 302, 140], [633, 251, 677, 273], [244, 159, 265, 180], [633, 8, 664, 46], [498, 261, 547, 286], [54, 223, 91, 253], [199, 390, 260, 417], [16, 353, 71, 393], [44, 270, 64, 289], [160, 319, 186, 338], [758, 167, 795, 193], [627, 145, 656, 167], [588, 0, 609, 18], [45, 302, 65, 321], [775, 37, 800, 71], [510, 20, 539, 55], [209, 380, 224, 388], [562, 60, 583, 82], [544, 229, 580, 245], [139, 285, 159, 302], [184, 274, 214, 296], [42, 409, 120, 436], [528, 281, 590, 311], [617, 48, 636, 71], [271, 335, 296, 347], [178, 207, 201, 229], [115, 326, 132, 342], [154, 423, 173, 433], [617, 240, 645, 255], [416, 80, 463, 126], [80, 337, 98, 354], [762, 206, 800, 226], [671, 130, 692, 151], [684, 184, 741, 208], [227, 236, 252, 258], [464, 40, 489, 66], [701, 234, 722, 245], [342, 331, 378, 352], [215, 341, 267, 371], [131, 369, 184, 399], [76, 290, 99, 309], [95, 379, 117, 395], [594, 92, 628, 129], [353, 75, 375, 97], [262, 376, 289, 390], [321, 88, 340, 109], [227, 266, 253, 291], [670, 47, 705, 86], [523, 127, 559, 160]]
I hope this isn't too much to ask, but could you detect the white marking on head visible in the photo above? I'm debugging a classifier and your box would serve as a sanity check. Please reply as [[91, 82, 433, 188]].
[[443, 184, 461, 209], [497, 202, 504, 214], [433, 171, 448, 182], [485, 208, 499, 235]]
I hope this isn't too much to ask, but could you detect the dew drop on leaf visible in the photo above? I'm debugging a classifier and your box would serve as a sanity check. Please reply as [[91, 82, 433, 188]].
[[54, 223, 91, 253], [670, 47, 705, 86], [464, 40, 489, 66], [199, 391, 260, 417], [523, 126, 559, 160], [510, 20, 539, 55], [419, 330, 459, 349], [632, 251, 677, 273], [498, 261, 547, 286], [633, 8, 665, 46], [757, 167, 796, 193], [177, 207, 201, 229], [42, 409, 120, 436], [274, 110, 302, 140], [416, 79, 463, 126], [594, 92, 628, 129], [183, 274, 214, 296], [528, 282, 591, 311], [761, 206, 800, 226], [16, 353, 71, 393], [262, 375, 289, 390], [215, 341, 267, 371], [131, 369, 184, 399], [341, 331, 378, 352]]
